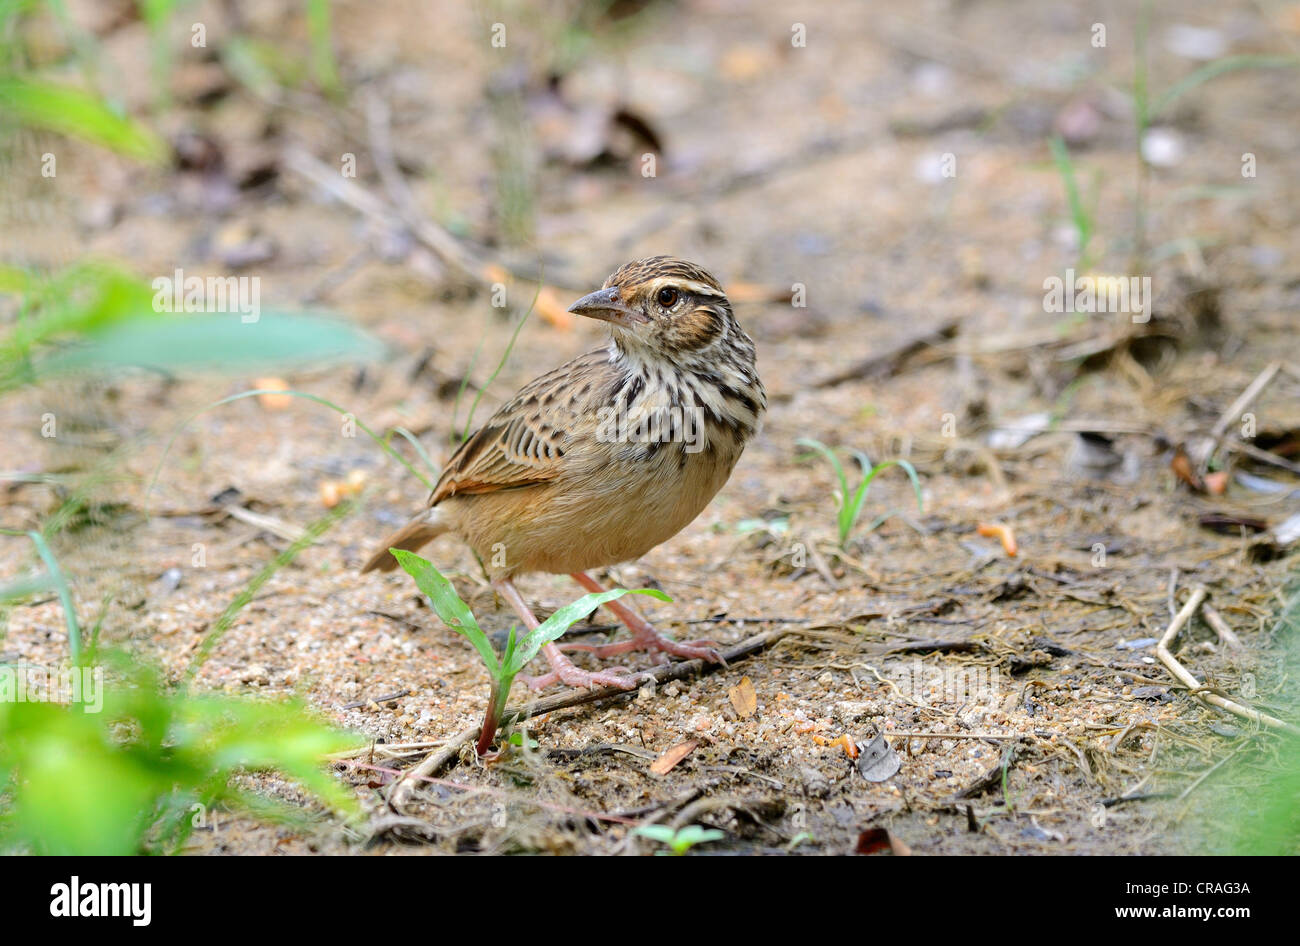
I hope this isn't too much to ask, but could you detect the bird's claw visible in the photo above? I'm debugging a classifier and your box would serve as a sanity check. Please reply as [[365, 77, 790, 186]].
[[561, 629, 723, 665], [521, 656, 649, 692]]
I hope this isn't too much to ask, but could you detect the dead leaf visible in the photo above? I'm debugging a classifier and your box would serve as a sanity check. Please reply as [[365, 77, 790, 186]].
[[479, 264, 573, 329], [319, 470, 366, 508], [719, 44, 772, 82], [976, 521, 1018, 557], [1203, 470, 1229, 495], [253, 377, 292, 410], [1199, 512, 1268, 534], [813, 733, 858, 758], [649, 739, 699, 775], [855, 733, 902, 782], [534, 286, 574, 330], [728, 676, 757, 718], [855, 827, 912, 856], [727, 282, 794, 304], [1171, 445, 1204, 492]]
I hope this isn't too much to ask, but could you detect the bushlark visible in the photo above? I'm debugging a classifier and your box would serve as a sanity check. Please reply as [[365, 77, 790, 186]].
[[363, 256, 765, 690]]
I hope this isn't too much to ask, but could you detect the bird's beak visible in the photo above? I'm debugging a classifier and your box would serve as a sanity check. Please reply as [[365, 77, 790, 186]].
[[567, 286, 650, 330]]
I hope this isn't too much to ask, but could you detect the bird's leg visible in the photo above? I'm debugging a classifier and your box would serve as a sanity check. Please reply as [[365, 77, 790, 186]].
[[561, 572, 723, 664], [493, 578, 648, 692]]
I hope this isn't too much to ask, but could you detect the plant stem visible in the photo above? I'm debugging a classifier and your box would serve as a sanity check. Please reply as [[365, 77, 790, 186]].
[[1133, 0, 1151, 270], [476, 678, 508, 756]]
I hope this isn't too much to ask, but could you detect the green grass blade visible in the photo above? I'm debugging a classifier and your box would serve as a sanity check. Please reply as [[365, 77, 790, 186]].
[[389, 549, 499, 676], [1153, 55, 1300, 118], [0, 78, 167, 163], [26, 531, 81, 663], [386, 426, 439, 483], [841, 459, 924, 545], [462, 275, 543, 441], [870, 459, 924, 512], [184, 500, 357, 684], [1049, 135, 1092, 265], [304, 0, 342, 96], [0, 574, 55, 601], [796, 438, 848, 494], [507, 588, 671, 674]]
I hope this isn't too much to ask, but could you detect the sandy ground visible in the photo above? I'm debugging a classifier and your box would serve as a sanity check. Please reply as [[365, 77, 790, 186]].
[[2, 0, 1299, 854]]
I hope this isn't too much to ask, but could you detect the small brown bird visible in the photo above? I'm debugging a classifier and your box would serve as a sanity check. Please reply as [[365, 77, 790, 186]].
[[363, 256, 765, 691]]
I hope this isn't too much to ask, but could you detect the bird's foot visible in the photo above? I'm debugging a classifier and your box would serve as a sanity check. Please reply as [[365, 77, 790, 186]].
[[519, 642, 652, 692], [562, 626, 724, 664]]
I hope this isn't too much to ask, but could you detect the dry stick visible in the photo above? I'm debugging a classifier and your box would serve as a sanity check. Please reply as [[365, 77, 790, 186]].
[[1210, 361, 1281, 442], [814, 318, 959, 388], [1200, 601, 1244, 652], [386, 626, 789, 810], [1156, 586, 1300, 737], [1193, 360, 1281, 472], [386, 725, 479, 809], [340, 689, 410, 711], [888, 731, 1018, 740], [283, 145, 481, 281], [1225, 439, 1300, 477], [223, 504, 308, 543], [362, 93, 484, 277], [1175, 745, 1242, 804]]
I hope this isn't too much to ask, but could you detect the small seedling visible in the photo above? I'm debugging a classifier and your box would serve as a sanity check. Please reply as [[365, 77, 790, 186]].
[[1048, 134, 1097, 270], [785, 831, 813, 851], [796, 438, 923, 548], [507, 731, 539, 750], [390, 549, 669, 755], [634, 824, 725, 855]]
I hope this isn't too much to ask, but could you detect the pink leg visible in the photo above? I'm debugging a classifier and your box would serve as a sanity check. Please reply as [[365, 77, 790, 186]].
[[562, 572, 723, 664], [492, 578, 648, 692]]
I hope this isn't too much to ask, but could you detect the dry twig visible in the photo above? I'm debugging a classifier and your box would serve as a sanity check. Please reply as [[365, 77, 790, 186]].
[[1156, 586, 1299, 736], [386, 626, 790, 809]]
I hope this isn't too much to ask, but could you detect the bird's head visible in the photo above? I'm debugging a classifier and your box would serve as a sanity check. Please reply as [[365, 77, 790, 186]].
[[567, 256, 740, 362]]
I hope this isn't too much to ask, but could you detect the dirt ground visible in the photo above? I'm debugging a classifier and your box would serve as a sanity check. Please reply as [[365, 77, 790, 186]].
[[3, 0, 1299, 854]]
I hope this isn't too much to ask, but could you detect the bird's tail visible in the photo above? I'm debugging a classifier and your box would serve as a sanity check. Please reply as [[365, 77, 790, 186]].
[[360, 507, 451, 573]]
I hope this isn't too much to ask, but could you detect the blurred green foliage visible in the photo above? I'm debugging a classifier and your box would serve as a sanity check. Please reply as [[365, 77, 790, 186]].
[[0, 22, 377, 849], [0, 652, 358, 854]]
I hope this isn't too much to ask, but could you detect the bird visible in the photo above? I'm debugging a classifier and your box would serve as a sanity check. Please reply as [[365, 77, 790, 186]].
[[362, 256, 766, 691]]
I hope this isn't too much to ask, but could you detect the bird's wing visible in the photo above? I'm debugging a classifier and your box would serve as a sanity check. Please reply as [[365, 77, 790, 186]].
[[427, 349, 609, 506]]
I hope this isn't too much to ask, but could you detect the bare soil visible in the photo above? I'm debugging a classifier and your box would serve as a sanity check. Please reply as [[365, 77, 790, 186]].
[[3, 0, 1299, 854]]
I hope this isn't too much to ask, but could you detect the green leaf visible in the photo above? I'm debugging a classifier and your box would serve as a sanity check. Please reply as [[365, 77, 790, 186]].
[[633, 824, 679, 843], [797, 438, 848, 496], [0, 78, 167, 163], [844, 459, 924, 540], [0, 264, 156, 392], [634, 823, 725, 854], [0, 648, 358, 855], [305, 0, 343, 96], [2, 705, 162, 854], [173, 696, 358, 814], [36, 311, 385, 377], [1049, 135, 1093, 267], [506, 587, 672, 675], [390, 549, 500, 676], [25, 530, 81, 662]]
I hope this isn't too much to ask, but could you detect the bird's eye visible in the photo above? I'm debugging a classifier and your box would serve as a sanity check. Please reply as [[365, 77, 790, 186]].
[[656, 287, 680, 308]]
